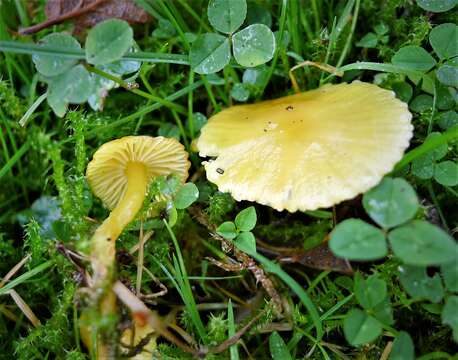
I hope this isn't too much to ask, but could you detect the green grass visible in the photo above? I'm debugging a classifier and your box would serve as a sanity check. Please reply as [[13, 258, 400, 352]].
[[0, 0, 457, 359]]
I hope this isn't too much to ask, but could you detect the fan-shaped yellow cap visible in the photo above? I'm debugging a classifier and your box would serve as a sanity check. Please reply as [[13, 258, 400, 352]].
[[87, 136, 190, 209], [197, 81, 413, 212]]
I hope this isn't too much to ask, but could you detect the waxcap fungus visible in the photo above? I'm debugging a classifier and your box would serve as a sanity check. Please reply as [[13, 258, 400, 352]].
[[197, 81, 413, 212], [87, 136, 190, 209]]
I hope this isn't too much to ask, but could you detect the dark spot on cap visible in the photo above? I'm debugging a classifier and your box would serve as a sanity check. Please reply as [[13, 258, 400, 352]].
[[286, 105, 294, 111], [216, 168, 225, 174], [263, 129, 267, 132], [107, 237, 111, 241]]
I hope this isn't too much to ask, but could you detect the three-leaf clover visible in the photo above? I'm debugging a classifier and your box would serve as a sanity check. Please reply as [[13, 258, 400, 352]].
[[32, 19, 138, 117], [216, 206, 257, 254], [189, 0, 276, 74], [330, 177, 457, 266]]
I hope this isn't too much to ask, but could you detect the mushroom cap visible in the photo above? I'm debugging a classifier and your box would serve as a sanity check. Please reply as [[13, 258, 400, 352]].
[[87, 136, 190, 209], [197, 81, 413, 212]]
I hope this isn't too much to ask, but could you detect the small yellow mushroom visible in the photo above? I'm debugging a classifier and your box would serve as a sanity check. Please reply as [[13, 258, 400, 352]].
[[85, 135, 190, 357], [87, 136, 190, 278], [197, 81, 412, 212]]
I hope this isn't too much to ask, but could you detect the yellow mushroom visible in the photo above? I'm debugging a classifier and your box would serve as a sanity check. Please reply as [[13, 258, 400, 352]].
[[197, 81, 412, 212], [87, 136, 190, 278], [120, 322, 157, 360], [85, 135, 190, 357]]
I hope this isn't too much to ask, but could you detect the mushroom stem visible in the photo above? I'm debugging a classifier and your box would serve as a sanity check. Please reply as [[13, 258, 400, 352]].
[[90, 162, 148, 358], [91, 162, 148, 282]]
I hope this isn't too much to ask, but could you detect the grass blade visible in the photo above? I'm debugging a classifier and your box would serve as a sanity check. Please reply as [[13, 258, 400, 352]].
[[0, 260, 54, 296], [0, 40, 189, 65], [163, 220, 207, 343], [0, 141, 30, 180], [227, 299, 239, 360], [246, 251, 323, 340]]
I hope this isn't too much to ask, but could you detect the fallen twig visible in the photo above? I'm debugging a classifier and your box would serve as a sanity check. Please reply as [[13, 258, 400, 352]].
[[19, 0, 107, 35]]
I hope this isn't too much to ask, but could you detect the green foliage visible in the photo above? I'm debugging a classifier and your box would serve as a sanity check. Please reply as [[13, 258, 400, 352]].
[[14, 283, 77, 358], [189, 0, 275, 74], [429, 23, 458, 60], [207, 0, 247, 34], [232, 24, 276, 67], [399, 265, 444, 303], [329, 219, 387, 260], [85, 19, 133, 65], [32, 33, 81, 76], [217, 206, 257, 253], [441, 260, 458, 292], [392, 45, 436, 71], [23, 219, 46, 268], [416, 0, 457, 12], [356, 23, 389, 48], [362, 177, 419, 229], [234, 206, 256, 232], [0, 0, 457, 358], [47, 65, 94, 117], [442, 296, 458, 342], [269, 331, 292, 360], [189, 33, 231, 75], [207, 313, 228, 344], [0, 80, 25, 119], [388, 220, 456, 266], [389, 331, 415, 360], [343, 308, 382, 346], [174, 182, 199, 209]]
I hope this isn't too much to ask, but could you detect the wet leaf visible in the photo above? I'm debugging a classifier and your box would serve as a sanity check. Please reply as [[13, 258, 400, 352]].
[[189, 33, 231, 74], [429, 23, 458, 59], [47, 64, 94, 104], [416, 0, 457, 13], [32, 33, 81, 76], [234, 231, 256, 254], [442, 296, 458, 342], [389, 331, 415, 360], [391, 46, 436, 72], [207, 0, 247, 34], [269, 331, 292, 360], [354, 273, 387, 310], [235, 206, 257, 232], [344, 308, 382, 346], [362, 177, 419, 229], [441, 258, 458, 292], [232, 24, 276, 67], [329, 219, 387, 260], [231, 83, 250, 102], [389, 220, 457, 266], [85, 19, 133, 65], [216, 221, 237, 239], [174, 183, 199, 210], [399, 265, 444, 303], [436, 65, 458, 87], [434, 160, 458, 186]]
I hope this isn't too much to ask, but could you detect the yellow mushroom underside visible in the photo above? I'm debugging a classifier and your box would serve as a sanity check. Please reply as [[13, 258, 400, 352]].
[[197, 81, 413, 212], [87, 136, 190, 210], [86, 136, 190, 271]]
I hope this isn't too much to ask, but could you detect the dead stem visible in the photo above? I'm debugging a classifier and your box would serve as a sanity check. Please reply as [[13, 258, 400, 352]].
[[189, 205, 283, 313], [19, 0, 107, 35]]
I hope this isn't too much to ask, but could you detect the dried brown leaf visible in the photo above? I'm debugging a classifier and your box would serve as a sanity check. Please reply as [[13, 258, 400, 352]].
[[21, 0, 150, 34], [279, 243, 353, 275]]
